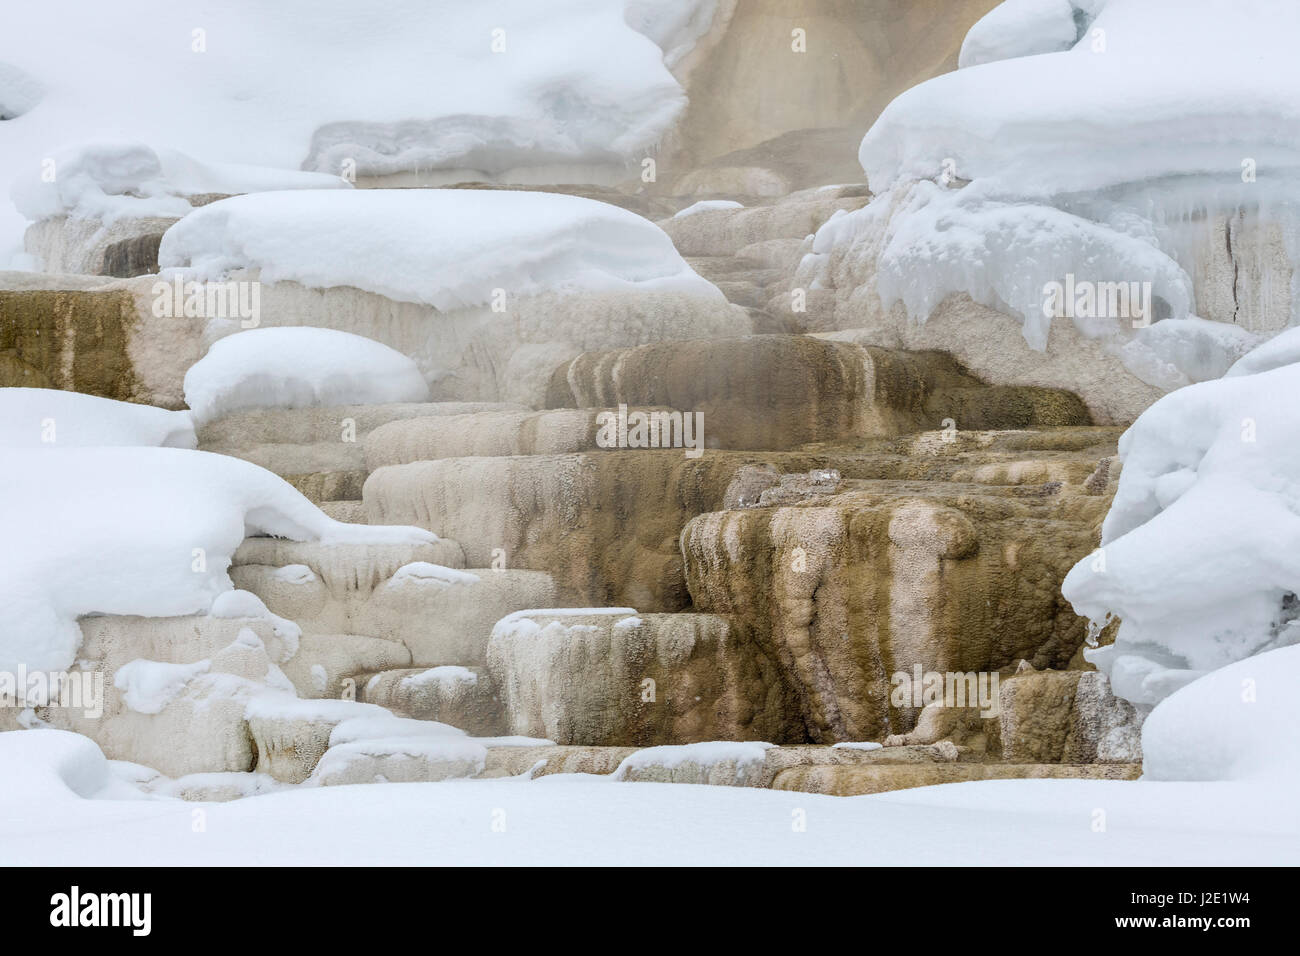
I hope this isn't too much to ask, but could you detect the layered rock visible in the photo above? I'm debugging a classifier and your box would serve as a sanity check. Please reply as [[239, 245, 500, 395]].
[[682, 430, 1120, 742], [486, 610, 798, 746], [998, 668, 1144, 764]]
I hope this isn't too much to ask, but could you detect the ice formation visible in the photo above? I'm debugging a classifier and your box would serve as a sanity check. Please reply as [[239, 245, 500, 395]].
[[182, 327, 431, 425]]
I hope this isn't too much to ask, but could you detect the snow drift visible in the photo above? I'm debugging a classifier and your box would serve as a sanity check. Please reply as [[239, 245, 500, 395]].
[[1063, 344, 1300, 707], [159, 189, 724, 309], [0, 447, 434, 684], [0, 388, 196, 448]]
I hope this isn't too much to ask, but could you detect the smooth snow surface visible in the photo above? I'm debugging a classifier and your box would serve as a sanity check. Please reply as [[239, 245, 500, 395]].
[[160, 189, 723, 310], [1, 0, 718, 259], [2, 730, 1296, 865], [0, 447, 433, 682], [1141, 645, 1300, 782], [183, 327, 430, 425], [0, 388, 196, 448]]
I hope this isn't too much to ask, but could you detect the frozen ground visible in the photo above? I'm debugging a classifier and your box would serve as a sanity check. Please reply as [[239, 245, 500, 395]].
[[0, 731, 1293, 866]]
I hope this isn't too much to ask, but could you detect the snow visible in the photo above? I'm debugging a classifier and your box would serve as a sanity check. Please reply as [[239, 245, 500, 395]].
[[159, 189, 724, 311], [182, 327, 430, 425], [861, 0, 1300, 198], [672, 199, 744, 219], [329, 714, 467, 747], [10, 142, 344, 228], [399, 666, 479, 690], [208, 589, 301, 657], [0, 388, 196, 449], [612, 741, 772, 778], [1225, 325, 1300, 378], [113, 659, 211, 715], [1, 0, 718, 260], [831, 741, 884, 752], [958, 0, 1097, 69], [2, 729, 1296, 865], [273, 564, 317, 585], [810, 0, 1300, 363], [1141, 645, 1300, 782], [387, 564, 481, 588], [0, 446, 434, 684], [1062, 355, 1300, 706]]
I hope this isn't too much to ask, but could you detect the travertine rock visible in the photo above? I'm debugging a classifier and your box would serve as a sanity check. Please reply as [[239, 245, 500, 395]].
[[999, 669, 1144, 763], [359, 666, 503, 736], [486, 611, 798, 746]]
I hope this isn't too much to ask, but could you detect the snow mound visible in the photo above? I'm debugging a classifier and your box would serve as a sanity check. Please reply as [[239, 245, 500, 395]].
[[182, 327, 430, 425], [1142, 645, 1300, 781], [862, 0, 1300, 198], [10, 142, 345, 227], [1062, 357, 1300, 705], [958, 0, 1099, 69], [1225, 325, 1300, 378], [0, 388, 196, 448], [810, 0, 1300, 362], [612, 741, 772, 778], [2, 0, 717, 259], [160, 189, 723, 311], [0, 729, 145, 803], [0, 447, 434, 682]]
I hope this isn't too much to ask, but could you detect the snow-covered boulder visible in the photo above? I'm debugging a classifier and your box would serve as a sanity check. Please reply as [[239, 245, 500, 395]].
[[0, 445, 434, 681], [183, 327, 430, 425], [157, 189, 746, 406], [794, 0, 1300, 423], [612, 741, 773, 786], [1063, 346, 1300, 706]]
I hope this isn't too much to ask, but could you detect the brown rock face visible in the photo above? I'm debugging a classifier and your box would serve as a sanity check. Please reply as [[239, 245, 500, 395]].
[[546, 336, 1090, 450], [999, 669, 1144, 763], [0, 288, 139, 398], [681, 432, 1120, 743]]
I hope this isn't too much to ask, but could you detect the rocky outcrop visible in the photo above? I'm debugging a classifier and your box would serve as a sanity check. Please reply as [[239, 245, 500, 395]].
[[358, 666, 502, 736], [998, 668, 1144, 763], [230, 541, 554, 668], [682, 429, 1120, 742], [770, 761, 1141, 795]]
